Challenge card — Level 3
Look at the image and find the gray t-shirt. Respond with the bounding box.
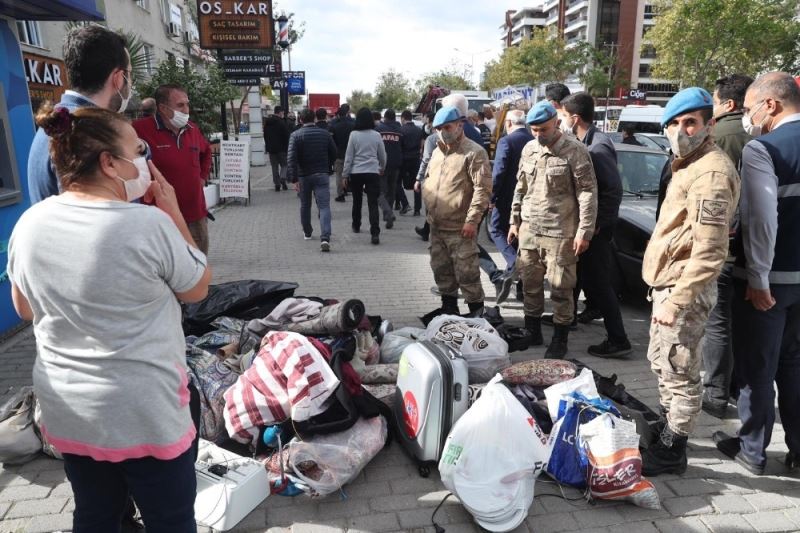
[7,195,207,461]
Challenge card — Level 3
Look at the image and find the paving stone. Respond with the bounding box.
[0,517,30,532]
[744,492,793,511]
[744,510,799,532]
[571,506,626,528]
[389,477,439,495]
[364,465,412,482]
[661,496,714,517]
[4,496,67,519]
[654,516,712,532]
[624,521,661,533]
[709,493,756,514]
[702,513,757,532]
[265,504,319,527]
[291,524,342,533]
[25,512,72,533]
[347,511,400,532]
[0,484,50,502]
[666,478,729,496]
[369,494,421,513]
[317,498,370,519]
[617,504,671,521]
[525,511,579,532]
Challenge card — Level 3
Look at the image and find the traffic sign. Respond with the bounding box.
[281,70,305,95]
[224,63,281,77]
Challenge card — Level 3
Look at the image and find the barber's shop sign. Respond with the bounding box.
[22,52,67,111]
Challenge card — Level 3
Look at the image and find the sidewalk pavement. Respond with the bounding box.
[0,168,799,533]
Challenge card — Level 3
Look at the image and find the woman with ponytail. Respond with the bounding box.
[7,104,211,533]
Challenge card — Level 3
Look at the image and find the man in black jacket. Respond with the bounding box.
[330,104,354,202]
[376,109,404,224]
[561,92,631,357]
[287,108,338,251]
[263,105,290,191]
[400,110,424,215]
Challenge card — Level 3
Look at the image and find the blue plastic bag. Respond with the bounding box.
[546,392,620,489]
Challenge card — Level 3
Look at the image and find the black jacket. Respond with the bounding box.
[400,122,424,160]
[263,115,290,154]
[376,120,404,169]
[329,115,355,160]
[287,124,337,182]
[582,126,622,231]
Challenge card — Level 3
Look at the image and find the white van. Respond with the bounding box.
[617,105,664,134]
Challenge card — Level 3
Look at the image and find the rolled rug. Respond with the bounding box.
[287,300,366,336]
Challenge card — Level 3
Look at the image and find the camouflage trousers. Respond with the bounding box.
[429,227,483,304]
[517,235,577,325]
[647,283,717,436]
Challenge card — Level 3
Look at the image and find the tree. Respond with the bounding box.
[482,28,589,90]
[579,45,630,98]
[648,0,800,89]
[372,69,415,111]
[415,65,475,94]
[136,60,240,136]
[346,90,375,112]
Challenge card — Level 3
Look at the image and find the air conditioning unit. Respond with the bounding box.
[167,22,181,37]
[184,31,192,42]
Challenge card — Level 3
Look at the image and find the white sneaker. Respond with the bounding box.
[320,241,330,252]
[303,233,312,240]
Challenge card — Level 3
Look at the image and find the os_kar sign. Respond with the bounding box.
[197,1,274,49]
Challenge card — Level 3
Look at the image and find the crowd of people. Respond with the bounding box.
[5,20,800,533]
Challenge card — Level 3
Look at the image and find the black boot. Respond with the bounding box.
[441,295,460,316]
[545,324,569,359]
[641,425,688,476]
[415,222,430,241]
[524,315,544,346]
[466,301,484,318]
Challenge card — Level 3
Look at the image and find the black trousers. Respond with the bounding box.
[732,280,800,465]
[400,158,420,211]
[574,229,627,343]
[349,173,381,236]
[702,263,736,404]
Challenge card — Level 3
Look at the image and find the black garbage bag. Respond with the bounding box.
[182,280,299,336]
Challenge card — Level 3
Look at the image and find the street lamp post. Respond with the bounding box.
[453,47,493,87]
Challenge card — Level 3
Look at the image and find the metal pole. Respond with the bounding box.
[217,49,228,140]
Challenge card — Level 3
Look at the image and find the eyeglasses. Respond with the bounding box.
[742,100,766,117]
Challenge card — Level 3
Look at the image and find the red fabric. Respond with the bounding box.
[308,337,362,396]
[133,116,211,223]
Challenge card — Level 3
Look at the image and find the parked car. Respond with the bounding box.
[608,132,666,152]
[610,143,669,299]
[641,133,670,151]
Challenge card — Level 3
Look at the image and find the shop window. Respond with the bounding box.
[16,21,42,48]
[0,85,23,207]
[143,44,154,75]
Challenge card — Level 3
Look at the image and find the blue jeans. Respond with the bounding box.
[489,206,516,275]
[63,447,197,533]
[702,263,735,404]
[300,173,332,241]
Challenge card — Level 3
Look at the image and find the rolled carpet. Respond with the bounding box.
[287,299,366,336]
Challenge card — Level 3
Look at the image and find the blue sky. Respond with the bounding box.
[276,0,522,97]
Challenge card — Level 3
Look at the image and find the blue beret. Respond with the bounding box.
[662,87,713,126]
[526,100,557,125]
[432,106,462,128]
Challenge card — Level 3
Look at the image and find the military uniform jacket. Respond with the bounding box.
[511,134,598,248]
[642,139,740,311]
[423,135,492,231]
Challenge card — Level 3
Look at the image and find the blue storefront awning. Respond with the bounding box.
[0,0,104,21]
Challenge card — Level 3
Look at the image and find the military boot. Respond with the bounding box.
[524,315,544,346]
[441,295,460,316]
[466,301,485,318]
[545,324,570,359]
[641,424,688,476]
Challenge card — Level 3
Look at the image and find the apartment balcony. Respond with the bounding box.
[543,0,560,12]
[565,0,589,17]
[512,16,546,32]
[545,12,559,26]
[564,15,588,35]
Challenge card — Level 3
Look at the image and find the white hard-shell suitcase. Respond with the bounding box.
[394,340,469,476]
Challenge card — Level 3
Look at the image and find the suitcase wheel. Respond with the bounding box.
[418,465,431,478]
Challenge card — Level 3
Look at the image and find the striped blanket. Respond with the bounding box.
[223,331,340,444]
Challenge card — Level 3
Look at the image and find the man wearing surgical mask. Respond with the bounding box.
[134,84,213,254]
[641,87,740,476]
[28,24,132,204]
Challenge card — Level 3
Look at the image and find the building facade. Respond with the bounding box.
[500,7,547,48]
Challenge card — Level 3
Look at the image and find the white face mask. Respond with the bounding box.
[559,113,575,135]
[742,100,767,137]
[115,156,152,201]
[666,126,709,158]
[168,109,190,129]
[437,124,462,145]
[116,74,131,114]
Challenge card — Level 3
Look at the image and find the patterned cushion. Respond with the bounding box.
[500,359,578,387]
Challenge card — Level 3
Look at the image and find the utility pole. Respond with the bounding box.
[602,42,619,133]
[217,49,228,140]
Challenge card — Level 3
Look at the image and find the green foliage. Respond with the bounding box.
[579,45,630,97]
[482,28,589,90]
[346,90,375,112]
[135,60,240,136]
[372,69,415,111]
[648,0,800,89]
[415,66,475,94]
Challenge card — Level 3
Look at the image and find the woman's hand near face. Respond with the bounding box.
[145,161,181,221]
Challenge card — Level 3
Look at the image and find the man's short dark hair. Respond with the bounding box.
[372,111,382,121]
[337,103,350,117]
[274,105,284,114]
[315,107,327,121]
[154,84,186,106]
[400,110,412,121]
[561,92,595,124]
[477,111,485,120]
[63,24,128,94]
[300,108,315,124]
[715,74,754,110]
[545,83,571,104]
[383,109,396,121]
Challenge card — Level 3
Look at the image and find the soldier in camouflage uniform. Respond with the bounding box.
[422,105,493,316]
[640,88,740,476]
[509,101,598,358]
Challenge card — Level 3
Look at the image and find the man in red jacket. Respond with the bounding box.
[134,84,212,253]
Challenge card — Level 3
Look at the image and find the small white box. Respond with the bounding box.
[194,439,269,531]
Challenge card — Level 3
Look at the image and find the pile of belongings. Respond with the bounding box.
[181,280,395,497]
[437,359,662,532]
[420,305,534,353]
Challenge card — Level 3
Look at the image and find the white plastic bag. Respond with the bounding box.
[544,368,599,422]
[424,315,510,383]
[439,376,551,531]
[579,413,661,509]
[288,416,387,496]
[379,327,424,364]
[0,387,42,465]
